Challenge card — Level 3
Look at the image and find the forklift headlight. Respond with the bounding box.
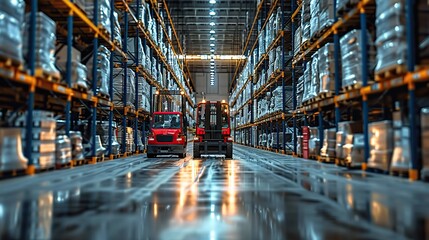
[227,137,233,142]
[177,137,183,141]
[193,137,199,141]
[148,137,155,141]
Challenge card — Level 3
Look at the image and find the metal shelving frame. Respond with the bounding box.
[230,0,428,180]
[0,0,193,174]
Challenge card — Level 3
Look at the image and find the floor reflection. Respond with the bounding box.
[0,152,427,239]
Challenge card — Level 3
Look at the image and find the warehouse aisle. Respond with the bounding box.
[1,145,427,239]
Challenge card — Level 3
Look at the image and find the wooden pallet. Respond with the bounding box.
[55,161,73,169]
[367,167,389,175]
[0,54,24,70]
[300,40,311,52]
[99,26,111,38]
[36,166,56,173]
[97,92,110,100]
[390,168,409,178]
[316,23,333,38]
[113,39,122,48]
[0,168,26,179]
[341,82,363,93]
[318,91,333,100]
[72,159,87,166]
[335,158,350,167]
[309,155,319,160]
[319,155,335,163]
[375,64,407,81]
[71,83,89,93]
[35,68,62,83]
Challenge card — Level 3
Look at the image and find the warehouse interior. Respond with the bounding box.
[0,0,429,239]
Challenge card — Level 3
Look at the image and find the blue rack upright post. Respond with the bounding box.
[122,9,129,155]
[65,0,74,137]
[108,0,114,159]
[135,0,141,154]
[25,0,38,174]
[291,0,297,155]
[90,0,99,164]
[360,8,370,171]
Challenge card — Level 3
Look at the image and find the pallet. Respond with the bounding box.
[0,54,24,70]
[109,154,121,160]
[319,155,335,163]
[55,161,73,169]
[99,26,111,38]
[300,40,311,52]
[309,155,318,160]
[341,82,363,93]
[71,83,89,93]
[97,92,110,100]
[366,167,389,175]
[318,91,333,100]
[316,23,333,38]
[0,168,26,179]
[72,159,87,166]
[390,168,409,178]
[375,64,407,81]
[34,68,62,83]
[36,166,56,173]
[113,40,122,48]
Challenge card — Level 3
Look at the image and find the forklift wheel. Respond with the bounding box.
[193,144,201,158]
[226,143,233,159]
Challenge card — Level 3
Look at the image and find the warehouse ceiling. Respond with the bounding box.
[165,0,257,73]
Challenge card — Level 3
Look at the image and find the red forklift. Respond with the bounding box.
[147,90,187,158]
[193,100,233,159]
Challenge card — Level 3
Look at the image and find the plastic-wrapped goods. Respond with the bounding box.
[85,0,111,36]
[310,52,320,98]
[297,135,303,155]
[318,43,336,93]
[340,29,375,88]
[320,128,336,158]
[374,0,406,75]
[99,121,120,155]
[368,121,393,171]
[113,12,122,48]
[127,37,145,65]
[309,0,319,39]
[336,121,363,159]
[112,68,136,109]
[336,0,360,15]
[15,110,56,169]
[55,133,72,165]
[0,128,28,172]
[318,0,334,33]
[86,45,111,96]
[390,110,411,171]
[296,75,304,107]
[136,130,144,152]
[23,12,60,79]
[0,0,24,64]
[302,60,317,102]
[309,127,320,156]
[421,108,429,178]
[84,135,106,157]
[342,134,365,166]
[294,26,302,56]
[118,126,134,153]
[58,61,90,90]
[70,131,84,160]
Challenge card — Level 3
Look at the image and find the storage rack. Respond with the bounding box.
[0,0,194,174]
[231,0,429,180]
[230,0,295,153]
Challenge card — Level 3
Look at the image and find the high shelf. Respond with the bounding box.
[231,0,429,181]
[0,0,194,175]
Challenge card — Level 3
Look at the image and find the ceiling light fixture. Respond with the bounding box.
[211,66,214,69]
[210,49,215,52]
[210,36,215,41]
[210,30,215,34]
[210,22,215,26]
[209,0,216,4]
[209,10,216,16]
[210,43,215,47]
